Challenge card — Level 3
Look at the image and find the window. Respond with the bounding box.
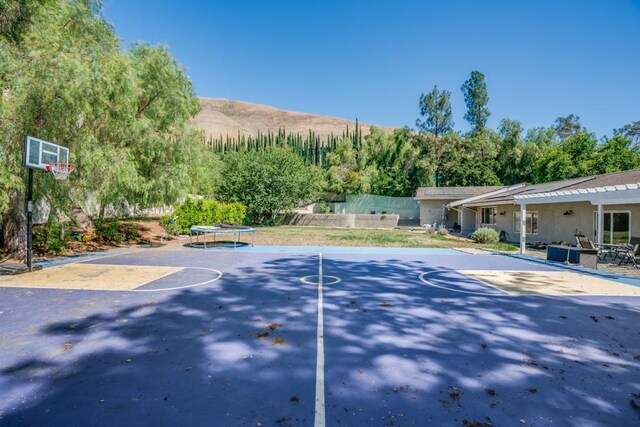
[593,211,630,244]
[514,212,538,234]
[481,207,497,225]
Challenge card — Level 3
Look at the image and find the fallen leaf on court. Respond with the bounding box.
[62,341,73,352]
[463,420,491,427]
[147,301,157,305]
[448,386,461,400]
[267,322,282,331]
[273,336,287,345]
[480,343,488,349]
[256,331,269,339]
[379,302,391,307]
[485,388,496,396]
[590,316,598,322]
[605,315,615,320]
[289,395,299,403]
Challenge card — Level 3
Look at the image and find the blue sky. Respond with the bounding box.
[102,0,640,139]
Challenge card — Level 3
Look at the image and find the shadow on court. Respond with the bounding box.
[0,250,638,426]
[0,254,320,426]
[318,254,640,426]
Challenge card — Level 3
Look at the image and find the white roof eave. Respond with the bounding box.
[514,183,640,205]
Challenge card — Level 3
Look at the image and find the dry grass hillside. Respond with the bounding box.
[191,97,395,140]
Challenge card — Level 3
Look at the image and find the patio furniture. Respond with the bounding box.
[616,244,640,268]
[576,235,608,262]
[546,245,598,269]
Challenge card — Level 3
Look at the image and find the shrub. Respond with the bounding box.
[318,201,331,214]
[164,198,247,234]
[437,228,449,236]
[94,218,140,243]
[470,227,500,244]
[33,220,69,255]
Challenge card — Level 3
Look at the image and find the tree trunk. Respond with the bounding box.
[55,208,66,241]
[3,190,27,259]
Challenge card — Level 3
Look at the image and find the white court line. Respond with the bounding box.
[418,271,511,297]
[300,275,341,286]
[314,252,326,427]
[134,267,223,292]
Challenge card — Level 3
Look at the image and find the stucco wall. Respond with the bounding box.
[477,202,640,244]
[419,200,451,227]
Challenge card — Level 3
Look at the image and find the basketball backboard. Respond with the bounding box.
[23,136,69,171]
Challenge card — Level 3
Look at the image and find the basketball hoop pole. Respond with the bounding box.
[26,168,33,271]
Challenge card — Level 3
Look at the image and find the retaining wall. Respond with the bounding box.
[285,213,399,228]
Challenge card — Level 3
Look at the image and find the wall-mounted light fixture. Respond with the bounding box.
[563,210,573,216]
[499,211,506,216]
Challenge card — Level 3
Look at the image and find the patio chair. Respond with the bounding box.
[617,243,640,268]
[575,235,607,262]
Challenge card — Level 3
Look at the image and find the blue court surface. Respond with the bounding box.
[1,245,639,426]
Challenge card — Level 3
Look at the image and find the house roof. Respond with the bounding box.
[462,177,592,206]
[514,169,640,205]
[433,168,640,208]
[414,186,503,200]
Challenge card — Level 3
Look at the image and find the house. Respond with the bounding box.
[413,186,503,233]
[414,169,640,254]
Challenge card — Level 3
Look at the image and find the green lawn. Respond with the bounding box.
[253,226,519,251]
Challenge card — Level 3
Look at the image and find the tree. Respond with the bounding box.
[534,147,577,183]
[533,131,596,182]
[416,85,453,137]
[591,135,640,174]
[0,0,49,42]
[461,70,490,133]
[0,0,203,255]
[362,127,431,196]
[218,147,323,223]
[520,127,556,183]
[497,118,523,185]
[615,120,640,145]
[553,114,584,140]
[323,138,367,195]
[437,132,500,186]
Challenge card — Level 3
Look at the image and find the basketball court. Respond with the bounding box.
[1,244,639,426]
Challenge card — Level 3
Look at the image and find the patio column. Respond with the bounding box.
[597,203,604,244]
[520,203,527,255]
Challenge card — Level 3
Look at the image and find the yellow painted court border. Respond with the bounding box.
[0,263,184,291]
[458,270,640,296]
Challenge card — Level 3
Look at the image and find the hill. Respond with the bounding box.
[191,98,393,140]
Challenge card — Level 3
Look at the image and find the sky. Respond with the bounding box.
[102,0,640,139]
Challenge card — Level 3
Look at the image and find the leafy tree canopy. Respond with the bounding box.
[218,147,323,223]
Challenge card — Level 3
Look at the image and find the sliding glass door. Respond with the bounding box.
[594,211,630,244]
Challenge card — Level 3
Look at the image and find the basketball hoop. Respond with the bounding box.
[45,162,76,180]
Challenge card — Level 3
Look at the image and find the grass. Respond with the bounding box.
[253,226,519,251]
